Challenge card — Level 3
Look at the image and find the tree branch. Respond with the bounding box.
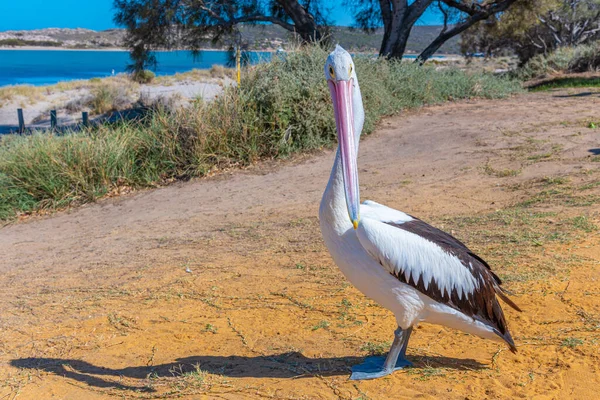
[441,0,482,16]
[196,5,296,32]
[438,0,450,34]
[407,0,434,25]
[418,0,518,63]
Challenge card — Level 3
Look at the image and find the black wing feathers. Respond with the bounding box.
[385,218,520,352]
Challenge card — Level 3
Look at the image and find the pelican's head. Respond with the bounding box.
[325,45,360,230]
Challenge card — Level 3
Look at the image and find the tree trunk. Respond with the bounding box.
[379,0,410,58]
[276,0,321,42]
[378,0,394,55]
[389,25,415,58]
[378,0,434,59]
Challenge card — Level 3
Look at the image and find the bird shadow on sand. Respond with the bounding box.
[589,148,600,155]
[11,352,487,392]
[552,91,599,98]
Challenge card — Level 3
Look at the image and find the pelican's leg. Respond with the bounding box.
[350,326,413,380]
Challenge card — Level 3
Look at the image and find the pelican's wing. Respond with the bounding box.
[356,202,520,350]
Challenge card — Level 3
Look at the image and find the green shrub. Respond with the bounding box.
[519,41,600,80]
[131,70,155,84]
[569,41,600,73]
[0,45,521,219]
[519,47,576,80]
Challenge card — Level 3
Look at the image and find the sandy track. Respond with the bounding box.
[1,89,599,399]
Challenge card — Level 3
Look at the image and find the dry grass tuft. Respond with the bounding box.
[88,84,133,114]
[154,65,235,85]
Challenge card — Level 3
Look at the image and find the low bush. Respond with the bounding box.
[131,70,155,84]
[569,41,600,73]
[519,41,600,80]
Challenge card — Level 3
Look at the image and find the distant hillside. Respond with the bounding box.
[240,25,459,54]
[329,25,460,54]
[0,28,125,49]
[0,25,460,54]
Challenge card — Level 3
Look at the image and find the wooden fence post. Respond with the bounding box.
[17,108,25,134]
[82,111,89,128]
[50,110,57,131]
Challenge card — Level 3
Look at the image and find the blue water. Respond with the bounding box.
[0,50,272,87]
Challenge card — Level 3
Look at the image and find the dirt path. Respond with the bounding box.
[1,89,599,399]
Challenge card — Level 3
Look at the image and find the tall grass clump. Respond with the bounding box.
[0,45,521,219]
[89,84,132,114]
[0,172,36,220]
[0,118,191,215]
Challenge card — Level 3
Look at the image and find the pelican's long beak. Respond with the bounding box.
[328,79,360,230]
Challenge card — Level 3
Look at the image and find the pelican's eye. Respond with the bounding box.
[349,64,353,75]
[329,65,335,79]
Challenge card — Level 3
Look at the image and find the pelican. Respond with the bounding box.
[319,46,521,380]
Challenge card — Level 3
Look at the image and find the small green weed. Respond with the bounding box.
[360,341,390,356]
[181,363,207,387]
[407,366,446,380]
[569,216,598,233]
[483,163,521,177]
[561,337,584,348]
[341,298,353,308]
[580,181,600,191]
[312,320,330,331]
[543,176,569,186]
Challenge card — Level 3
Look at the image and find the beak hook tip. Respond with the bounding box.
[352,220,359,230]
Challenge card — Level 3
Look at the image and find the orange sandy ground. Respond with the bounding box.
[1,89,599,399]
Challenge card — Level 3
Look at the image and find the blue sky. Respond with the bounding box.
[0,1,442,31]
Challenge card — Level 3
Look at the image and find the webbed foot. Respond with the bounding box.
[350,355,412,380]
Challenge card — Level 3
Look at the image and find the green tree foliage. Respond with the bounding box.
[461,0,600,64]
[113,0,329,72]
